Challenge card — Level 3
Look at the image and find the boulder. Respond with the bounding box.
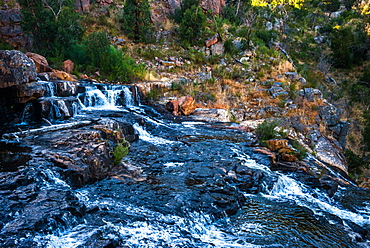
[210,43,224,55]
[39,97,80,120]
[166,95,196,116]
[265,139,289,151]
[55,81,79,97]
[26,52,52,73]
[14,81,47,103]
[191,108,230,122]
[205,34,219,48]
[63,60,74,74]
[299,88,323,102]
[48,70,77,81]
[179,95,196,115]
[0,50,37,88]
[319,105,341,126]
[314,135,347,173]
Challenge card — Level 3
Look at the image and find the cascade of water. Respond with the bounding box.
[268,174,370,227]
[123,87,135,107]
[79,84,138,110]
[51,101,62,119]
[57,100,71,118]
[19,102,34,124]
[44,81,56,97]
[133,123,177,145]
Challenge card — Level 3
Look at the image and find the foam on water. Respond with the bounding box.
[268,174,370,226]
[34,200,258,248]
[133,123,178,145]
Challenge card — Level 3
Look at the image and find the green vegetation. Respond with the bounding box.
[121,0,154,43]
[113,142,129,166]
[255,119,283,142]
[178,5,207,46]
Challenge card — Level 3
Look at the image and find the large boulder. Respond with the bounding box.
[26,52,52,73]
[75,0,90,12]
[201,0,225,15]
[0,50,37,88]
[166,95,196,116]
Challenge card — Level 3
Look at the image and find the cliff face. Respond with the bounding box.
[0,6,31,49]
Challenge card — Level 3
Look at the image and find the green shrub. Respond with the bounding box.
[113,142,129,165]
[291,139,308,160]
[178,5,207,46]
[255,119,282,142]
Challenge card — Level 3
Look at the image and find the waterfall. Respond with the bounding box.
[44,81,56,97]
[79,84,137,110]
[268,174,370,227]
[133,123,177,145]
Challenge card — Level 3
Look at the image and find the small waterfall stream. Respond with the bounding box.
[1,81,369,247]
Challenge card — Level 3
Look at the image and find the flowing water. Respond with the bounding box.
[2,82,370,247]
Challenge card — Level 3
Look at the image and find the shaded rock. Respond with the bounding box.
[0,9,31,49]
[319,105,341,126]
[299,88,323,102]
[0,50,37,88]
[201,0,225,15]
[285,72,299,81]
[26,52,52,73]
[210,43,224,55]
[55,80,79,97]
[75,0,90,12]
[13,81,47,103]
[281,152,298,162]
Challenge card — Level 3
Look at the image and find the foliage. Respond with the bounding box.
[255,119,283,142]
[178,5,207,46]
[0,41,13,50]
[113,142,129,165]
[291,139,308,160]
[67,32,146,82]
[329,21,369,68]
[345,149,368,175]
[18,0,83,58]
[121,0,154,43]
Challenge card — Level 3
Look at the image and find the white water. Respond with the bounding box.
[34,194,258,248]
[133,123,178,145]
[267,175,370,227]
[229,146,370,229]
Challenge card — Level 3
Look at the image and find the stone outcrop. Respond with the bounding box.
[200,0,225,15]
[26,52,52,73]
[0,8,31,49]
[0,50,37,88]
[165,95,196,116]
[75,0,90,12]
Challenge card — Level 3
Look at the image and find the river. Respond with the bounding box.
[1,82,370,247]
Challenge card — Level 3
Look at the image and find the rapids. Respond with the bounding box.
[1,82,369,247]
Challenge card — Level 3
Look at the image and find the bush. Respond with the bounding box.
[178,5,207,46]
[67,31,146,82]
[255,119,282,142]
[113,143,129,165]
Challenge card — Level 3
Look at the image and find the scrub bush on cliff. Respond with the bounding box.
[18,0,83,58]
